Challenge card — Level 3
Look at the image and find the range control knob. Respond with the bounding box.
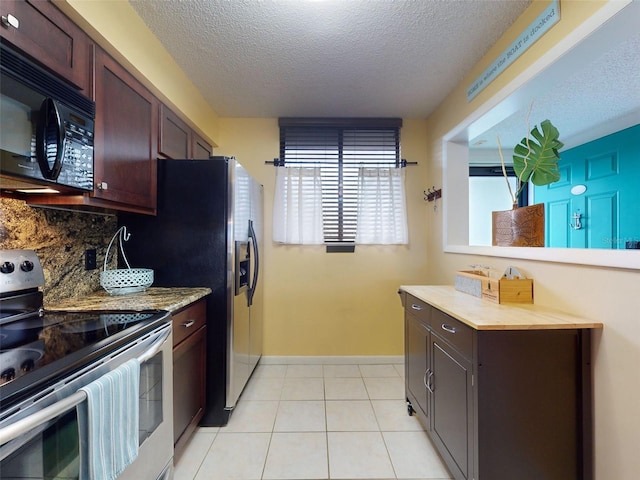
[0,261,15,274]
[20,260,35,272]
[1,368,16,382]
[21,359,35,373]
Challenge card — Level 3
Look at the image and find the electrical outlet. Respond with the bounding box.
[85,248,97,270]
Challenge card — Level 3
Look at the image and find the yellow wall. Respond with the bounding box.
[55,0,219,143]
[424,1,640,478]
[216,118,430,356]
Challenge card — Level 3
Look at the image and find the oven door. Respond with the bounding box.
[0,322,173,480]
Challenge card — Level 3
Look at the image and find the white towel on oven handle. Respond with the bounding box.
[77,358,140,480]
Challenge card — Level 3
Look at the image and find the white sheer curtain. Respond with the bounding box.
[355,167,408,244]
[272,166,324,244]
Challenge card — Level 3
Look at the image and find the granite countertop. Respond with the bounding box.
[400,285,603,331]
[47,287,211,314]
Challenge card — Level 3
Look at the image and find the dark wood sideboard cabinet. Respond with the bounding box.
[171,298,207,461]
[401,290,595,480]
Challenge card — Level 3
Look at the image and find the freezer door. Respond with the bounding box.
[229,161,251,408]
[227,160,264,409]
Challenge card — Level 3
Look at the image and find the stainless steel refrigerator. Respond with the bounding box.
[119,156,263,426]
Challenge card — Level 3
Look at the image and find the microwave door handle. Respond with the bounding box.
[247,219,259,307]
[0,326,170,447]
[35,98,65,180]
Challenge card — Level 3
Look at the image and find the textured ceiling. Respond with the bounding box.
[129,0,531,118]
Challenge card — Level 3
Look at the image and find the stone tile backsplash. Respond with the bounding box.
[0,198,117,305]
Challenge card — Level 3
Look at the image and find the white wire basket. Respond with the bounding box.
[100,226,154,295]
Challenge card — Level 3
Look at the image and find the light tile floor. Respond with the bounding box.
[174,363,452,480]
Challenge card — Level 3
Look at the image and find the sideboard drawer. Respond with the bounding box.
[405,294,431,326]
[431,308,473,357]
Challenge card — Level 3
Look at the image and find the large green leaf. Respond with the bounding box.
[512,119,564,186]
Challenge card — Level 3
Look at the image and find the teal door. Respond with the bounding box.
[534,124,640,249]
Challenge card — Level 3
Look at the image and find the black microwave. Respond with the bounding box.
[0,43,95,193]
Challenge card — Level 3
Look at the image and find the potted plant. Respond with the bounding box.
[492,118,564,247]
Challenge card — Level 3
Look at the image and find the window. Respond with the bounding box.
[273,118,408,246]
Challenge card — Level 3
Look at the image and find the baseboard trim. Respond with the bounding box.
[259,355,404,365]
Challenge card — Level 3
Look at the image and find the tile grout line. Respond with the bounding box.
[183,363,414,480]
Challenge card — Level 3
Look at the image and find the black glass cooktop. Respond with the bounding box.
[0,309,170,408]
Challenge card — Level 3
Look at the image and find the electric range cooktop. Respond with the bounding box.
[0,309,170,409]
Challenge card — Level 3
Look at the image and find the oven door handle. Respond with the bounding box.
[0,326,170,447]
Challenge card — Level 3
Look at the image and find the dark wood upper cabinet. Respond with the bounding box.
[12,1,214,214]
[159,104,213,160]
[159,104,190,159]
[0,0,91,91]
[92,47,158,213]
[191,132,213,160]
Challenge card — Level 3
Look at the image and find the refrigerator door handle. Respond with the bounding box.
[247,219,259,306]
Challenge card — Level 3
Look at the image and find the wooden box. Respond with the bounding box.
[455,270,533,304]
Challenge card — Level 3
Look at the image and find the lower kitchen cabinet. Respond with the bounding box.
[172,299,207,460]
[402,290,594,480]
[430,338,473,480]
[405,306,431,423]
[405,300,473,480]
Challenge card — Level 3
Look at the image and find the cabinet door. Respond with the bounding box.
[405,313,430,426]
[93,48,158,212]
[159,104,189,159]
[173,325,207,459]
[159,104,213,160]
[432,339,473,480]
[192,132,213,159]
[0,0,90,91]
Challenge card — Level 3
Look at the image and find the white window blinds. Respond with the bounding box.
[273,118,408,245]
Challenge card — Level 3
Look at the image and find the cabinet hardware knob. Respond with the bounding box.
[1,14,19,29]
[441,324,457,334]
[411,304,423,311]
[181,320,195,328]
[97,181,108,190]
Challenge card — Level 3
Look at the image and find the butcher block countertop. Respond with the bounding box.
[400,285,603,331]
[47,287,211,314]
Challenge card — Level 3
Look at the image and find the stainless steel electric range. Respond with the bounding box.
[0,249,174,480]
